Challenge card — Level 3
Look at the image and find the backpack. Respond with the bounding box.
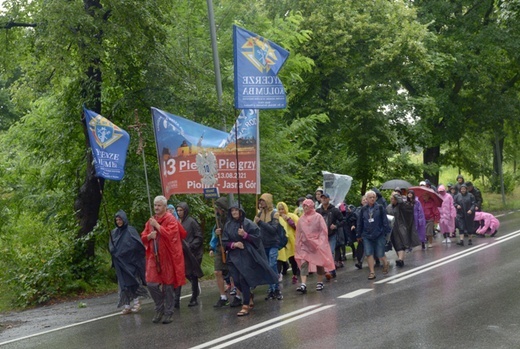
[277,224,288,250]
[269,211,288,250]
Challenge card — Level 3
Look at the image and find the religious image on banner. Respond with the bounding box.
[233,25,290,110]
[322,171,353,206]
[151,107,260,197]
[83,107,130,181]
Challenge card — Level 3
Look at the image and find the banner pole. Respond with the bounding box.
[234,109,241,209]
[129,109,160,273]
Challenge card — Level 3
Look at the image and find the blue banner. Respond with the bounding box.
[83,107,130,181]
[151,107,260,196]
[234,25,289,109]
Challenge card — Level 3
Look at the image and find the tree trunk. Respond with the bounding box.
[423,146,440,185]
[72,0,104,263]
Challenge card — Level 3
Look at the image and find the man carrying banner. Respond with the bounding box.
[141,196,187,324]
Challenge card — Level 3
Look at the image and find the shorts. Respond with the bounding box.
[363,235,386,259]
[299,261,325,277]
[213,247,228,272]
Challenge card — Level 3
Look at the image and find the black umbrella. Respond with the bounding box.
[380,179,413,190]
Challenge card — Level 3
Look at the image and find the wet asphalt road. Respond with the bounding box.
[2,211,520,349]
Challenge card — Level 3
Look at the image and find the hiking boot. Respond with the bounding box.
[229,297,242,307]
[213,298,229,308]
[265,290,275,301]
[468,240,473,246]
[456,240,464,246]
[331,270,337,278]
[152,311,164,324]
[316,282,324,291]
[274,289,283,300]
[296,285,307,294]
[162,314,173,324]
[355,262,363,270]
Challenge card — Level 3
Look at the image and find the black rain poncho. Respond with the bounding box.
[109,210,148,307]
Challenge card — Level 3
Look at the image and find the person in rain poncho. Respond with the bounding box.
[387,193,421,268]
[294,199,335,294]
[276,201,299,284]
[141,196,187,324]
[110,210,148,315]
[222,203,278,317]
[454,184,476,246]
[474,211,500,237]
[438,185,456,244]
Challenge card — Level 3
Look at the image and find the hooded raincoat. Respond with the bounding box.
[474,211,500,235]
[386,195,421,252]
[276,201,298,262]
[110,210,148,307]
[408,191,426,243]
[438,185,456,234]
[222,204,278,288]
[295,199,335,273]
[141,211,187,287]
[454,186,476,235]
[256,193,280,249]
[177,202,204,278]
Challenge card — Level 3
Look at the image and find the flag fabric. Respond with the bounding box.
[234,25,290,109]
[322,171,353,206]
[151,107,260,197]
[83,107,130,181]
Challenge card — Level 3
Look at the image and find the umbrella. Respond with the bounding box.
[380,179,413,190]
[408,186,443,207]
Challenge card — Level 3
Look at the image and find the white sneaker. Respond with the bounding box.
[446,237,451,243]
[278,273,283,282]
[427,243,433,248]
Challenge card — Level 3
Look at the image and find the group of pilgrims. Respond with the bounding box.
[108,174,500,322]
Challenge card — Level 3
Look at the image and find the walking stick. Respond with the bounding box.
[129,109,161,274]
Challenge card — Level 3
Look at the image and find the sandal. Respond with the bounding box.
[382,261,390,274]
[249,293,254,308]
[237,305,250,317]
[368,272,376,280]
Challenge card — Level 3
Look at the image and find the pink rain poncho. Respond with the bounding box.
[438,185,456,234]
[474,211,500,235]
[294,199,335,272]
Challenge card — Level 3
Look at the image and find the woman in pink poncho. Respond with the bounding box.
[438,185,456,244]
[294,199,335,294]
[474,211,500,236]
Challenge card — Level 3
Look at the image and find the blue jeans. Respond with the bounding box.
[328,233,337,260]
[265,247,279,291]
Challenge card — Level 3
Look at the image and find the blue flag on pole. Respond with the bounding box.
[234,25,289,109]
[83,107,130,181]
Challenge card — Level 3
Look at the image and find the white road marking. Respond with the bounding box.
[337,288,373,299]
[189,304,323,349]
[0,293,193,346]
[386,231,520,284]
[201,305,336,349]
